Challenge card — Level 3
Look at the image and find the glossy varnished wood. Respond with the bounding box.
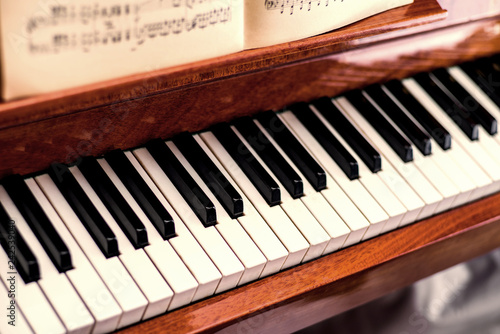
[0,0,445,127]
[1,2,500,333]
[0,0,449,178]
[1,16,499,178]
[117,192,500,334]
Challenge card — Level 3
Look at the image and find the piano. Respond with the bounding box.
[1,0,500,333]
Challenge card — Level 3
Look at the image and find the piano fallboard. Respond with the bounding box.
[1,0,500,333]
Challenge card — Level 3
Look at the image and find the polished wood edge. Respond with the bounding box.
[1,16,498,179]
[117,192,500,334]
[0,0,445,129]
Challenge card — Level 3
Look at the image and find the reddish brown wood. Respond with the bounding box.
[0,0,445,129]
[0,2,499,332]
[1,16,499,179]
[116,192,500,334]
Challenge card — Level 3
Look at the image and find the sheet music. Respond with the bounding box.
[0,0,414,100]
[244,0,413,48]
[0,0,243,100]
[264,0,330,15]
[25,1,234,54]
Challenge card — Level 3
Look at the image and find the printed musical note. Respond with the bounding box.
[24,0,233,54]
[264,0,335,14]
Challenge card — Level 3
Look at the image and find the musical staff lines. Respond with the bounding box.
[25,0,234,54]
[265,0,338,15]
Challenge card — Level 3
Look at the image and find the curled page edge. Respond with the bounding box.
[244,0,414,49]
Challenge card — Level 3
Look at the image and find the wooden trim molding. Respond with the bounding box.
[1,15,499,179]
[0,0,446,129]
[116,192,500,334]
[0,1,499,333]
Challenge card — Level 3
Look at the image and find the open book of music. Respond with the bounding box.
[0,0,412,101]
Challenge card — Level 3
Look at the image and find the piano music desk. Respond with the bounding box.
[1,0,500,332]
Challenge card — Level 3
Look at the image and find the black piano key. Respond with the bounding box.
[173,133,244,219]
[233,117,304,198]
[48,163,119,258]
[289,103,359,180]
[344,90,413,163]
[0,202,40,283]
[78,157,149,249]
[413,72,479,141]
[146,139,217,227]
[460,58,500,108]
[487,55,500,101]
[312,97,382,173]
[256,110,327,191]
[2,175,72,272]
[384,80,452,150]
[105,150,176,240]
[432,68,497,135]
[211,123,281,206]
[364,85,432,156]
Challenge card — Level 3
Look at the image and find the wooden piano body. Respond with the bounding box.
[1,0,500,332]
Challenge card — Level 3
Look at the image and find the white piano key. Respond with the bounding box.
[34,174,146,329]
[99,158,198,310]
[29,176,123,333]
[473,127,500,167]
[418,141,476,207]
[361,90,460,214]
[309,104,408,233]
[134,147,243,293]
[19,180,98,334]
[336,96,443,220]
[300,192,350,252]
[448,66,500,129]
[317,184,370,246]
[440,71,500,164]
[376,165,424,228]
[280,110,388,240]
[440,140,492,201]
[0,278,33,333]
[125,151,222,302]
[168,139,266,285]
[1,185,94,334]
[381,84,479,206]
[447,66,500,198]
[330,96,425,228]
[0,187,66,334]
[253,119,351,253]
[449,65,500,155]
[278,201,327,262]
[0,251,65,334]
[231,127,330,262]
[70,166,172,320]
[408,145,460,213]
[298,191,350,252]
[403,78,500,196]
[279,112,370,245]
[199,131,309,269]
[196,133,289,276]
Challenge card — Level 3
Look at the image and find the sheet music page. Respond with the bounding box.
[244,0,413,49]
[0,0,244,100]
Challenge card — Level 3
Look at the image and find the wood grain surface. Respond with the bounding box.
[1,1,500,333]
[0,0,445,128]
[1,15,499,179]
[4,7,500,183]
[116,191,500,334]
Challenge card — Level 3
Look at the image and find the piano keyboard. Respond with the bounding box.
[1,55,500,334]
